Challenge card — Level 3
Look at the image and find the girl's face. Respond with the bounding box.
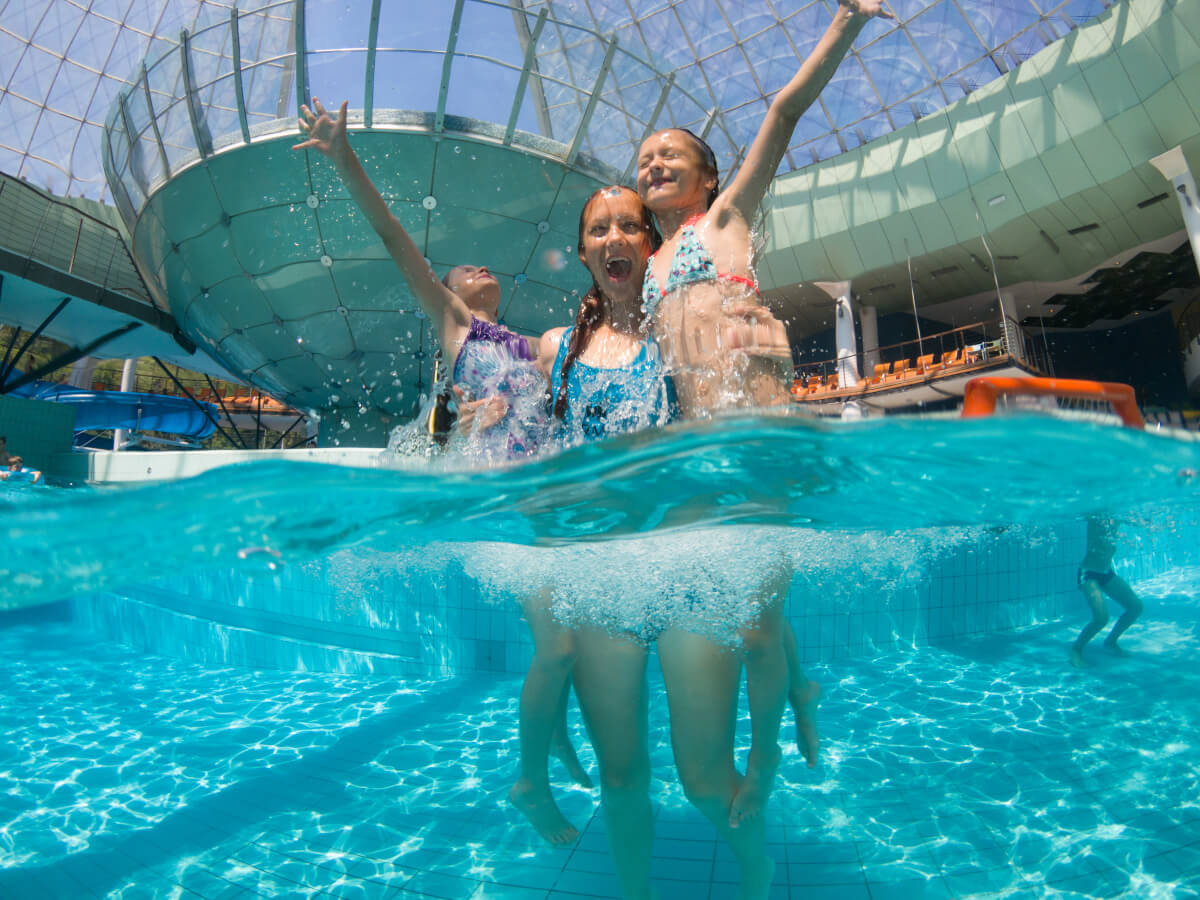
[444,264,500,313]
[636,130,716,212]
[577,188,653,299]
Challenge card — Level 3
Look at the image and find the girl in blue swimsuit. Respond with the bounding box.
[632,0,894,889]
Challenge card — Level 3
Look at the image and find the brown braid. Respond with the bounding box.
[554,186,661,420]
[553,286,604,419]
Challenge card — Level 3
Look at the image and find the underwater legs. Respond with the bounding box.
[510,590,587,845]
[571,627,654,900]
[659,629,775,900]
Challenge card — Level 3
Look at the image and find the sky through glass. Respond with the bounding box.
[0,0,1113,204]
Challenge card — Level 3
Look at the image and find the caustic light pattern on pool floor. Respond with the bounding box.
[2,576,1198,900]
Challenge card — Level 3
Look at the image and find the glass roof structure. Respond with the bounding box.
[1,0,1114,206]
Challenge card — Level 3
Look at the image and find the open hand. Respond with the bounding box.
[292,97,350,161]
[840,0,895,20]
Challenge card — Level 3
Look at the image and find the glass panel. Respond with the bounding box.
[372,50,442,115]
[31,0,85,56]
[374,0,452,52]
[860,27,934,107]
[907,0,987,81]
[306,49,366,111]
[239,6,296,125]
[46,61,100,116]
[65,10,120,71]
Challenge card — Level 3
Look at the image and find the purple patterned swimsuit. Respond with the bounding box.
[452,317,547,460]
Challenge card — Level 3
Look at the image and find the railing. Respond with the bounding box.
[792,316,1050,398]
[0,173,158,312]
[102,0,733,226]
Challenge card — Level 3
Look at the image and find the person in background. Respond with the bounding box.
[1070,515,1144,667]
[1,455,43,485]
[0,435,9,466]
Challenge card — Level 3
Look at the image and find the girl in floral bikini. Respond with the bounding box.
[635,0,894,842]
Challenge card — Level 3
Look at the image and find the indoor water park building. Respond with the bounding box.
[2,1,1200,898]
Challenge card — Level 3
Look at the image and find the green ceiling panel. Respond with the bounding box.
[424,207,539,274]
[1080,52,1143,122]
[1105,104,1167,162]
[433,141,564,223]
[991,109,1039,171]
[229,204,325,274]
[316,199,417,260]
[1035,141,1094,201]
[177,226,244,289]
[1073,124,1133,185]
[151,173,226,246]
[306,133,438,206]
[182,296,232,345]
[848,220,892,273]
[545,170,610,236]
[330,259,412,312]
[346,311,414,354]
[878,212,927,260]
[1116,32,1174,100]
[1142,81,1200,147]
[276,311,355,359]
[255,262,340,319]
[203,274,275,331]
[1050,73,1106,140]
[207,140,311,218]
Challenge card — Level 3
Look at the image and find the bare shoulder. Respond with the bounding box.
[536,327,568,376]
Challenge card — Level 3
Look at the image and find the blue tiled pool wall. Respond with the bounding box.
[75,513,1200,676]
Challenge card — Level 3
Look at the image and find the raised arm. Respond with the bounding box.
[717,0,893,225]
[293,98,471,349]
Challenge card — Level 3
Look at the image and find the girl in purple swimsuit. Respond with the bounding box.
[631,0,894,886]
[294,98,546,463]
[294,98,588,836]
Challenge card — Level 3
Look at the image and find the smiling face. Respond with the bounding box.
[443,264,501,315]
[577,187,654,300]
[636,129,718,214]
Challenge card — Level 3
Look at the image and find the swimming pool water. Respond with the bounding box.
[3,568,1198,899]
[3,414,1200,898]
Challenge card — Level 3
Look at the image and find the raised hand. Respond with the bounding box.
[292,97,350,162]
[839,0,895,20]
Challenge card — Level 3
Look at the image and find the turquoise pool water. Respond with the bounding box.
[2,413,1199,898]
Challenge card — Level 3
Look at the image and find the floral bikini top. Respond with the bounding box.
[641,214,760,318]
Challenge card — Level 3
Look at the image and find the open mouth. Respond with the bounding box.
[605,258,633,280]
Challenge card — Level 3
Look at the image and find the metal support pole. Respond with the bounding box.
[141,63,172,180]
[566,35,618,166]
[150,356,244,448]
[435,0,468,133]
[270,413,306,449]
[699,106,718,141]
[3,323,143,395]
[293,0,309,114]
[364,0,382,128]
[0,327,21,386]
[203,373,248,448]
[180,29,215,158]
[118,90,152,199]
[0,297,72,385]
[231,6,251,143]
[113,357,137,450]
[504,8,549,145]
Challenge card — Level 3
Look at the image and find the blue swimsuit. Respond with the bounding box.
[641,215,759,319]
[550,327,678,442]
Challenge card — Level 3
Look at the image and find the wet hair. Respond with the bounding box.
[660,128,720,209]
[8,455,22,467]
[553,186,662,420]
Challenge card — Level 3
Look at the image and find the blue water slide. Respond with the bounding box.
[9,380,217,439]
